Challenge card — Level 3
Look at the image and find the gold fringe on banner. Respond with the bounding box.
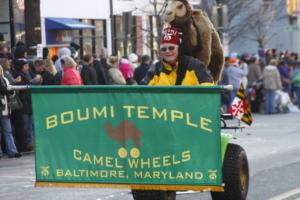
[35,182,224,192]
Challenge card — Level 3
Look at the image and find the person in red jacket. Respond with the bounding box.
[60,56,83,85]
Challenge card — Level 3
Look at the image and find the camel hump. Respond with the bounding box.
[192,9,207,16]
[192,9,202,16]
[121,120,142,136]
[192,10,215,31]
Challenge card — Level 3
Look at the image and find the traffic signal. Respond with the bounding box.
[212,5,228,29]
[286,0,299,16]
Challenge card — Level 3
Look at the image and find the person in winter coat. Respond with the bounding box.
[134,54,151,85]
[262,59,282,114]
[278,61,292,94]
[60,56,83,85]
[31,59,55,85]
[128,53,139,69]
[44,59,57,76]
[0,65,22,158]
[292,62,300,108]
[13,59,42,151]
[220,57,230,113]
[14,42,27,59]
[227,58,248,103]
[134,26,214,200]
[54,47,71,73]
[0,58,26,152]
[141,27,213,86]
[107,56,126,85]
[93,56,108,85]
[80,54,98,85]
[247,57,262,87]
[54,48,72,84]
[239,56,249,88]
[119,58,135,84]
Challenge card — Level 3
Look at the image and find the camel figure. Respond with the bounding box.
[104,120,142,149]
[163,0,224,82]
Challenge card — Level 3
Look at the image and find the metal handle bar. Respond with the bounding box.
[221,85,233,91]
[7,85,30,91]
[7,85,234,91]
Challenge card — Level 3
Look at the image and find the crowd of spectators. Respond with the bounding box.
[221,49,300,115]
[1,40,299,158]
[0,42,152,158]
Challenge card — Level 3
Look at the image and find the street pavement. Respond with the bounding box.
[1,112,300,200]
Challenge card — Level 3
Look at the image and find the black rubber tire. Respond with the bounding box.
[132,190,176,200]
[211,143,249,200]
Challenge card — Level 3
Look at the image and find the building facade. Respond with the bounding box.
[229,0,300,55]
[0,0,26,48]
[40,0,111,57]
[0,0,204,58]
[2,0,298,58]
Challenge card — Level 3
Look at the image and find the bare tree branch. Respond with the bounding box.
[227,0,286,48]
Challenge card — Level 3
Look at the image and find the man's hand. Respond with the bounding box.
[33,75,43,84]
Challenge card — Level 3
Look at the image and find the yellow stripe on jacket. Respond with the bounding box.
[147,57,214,86]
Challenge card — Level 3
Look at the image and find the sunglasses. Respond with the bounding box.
[160,46,177,52]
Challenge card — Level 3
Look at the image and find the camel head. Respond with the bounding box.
[163,0,192,26]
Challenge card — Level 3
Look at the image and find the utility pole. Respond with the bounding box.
[212,0,229,55]
[286,0,299,54]
[8,0,15,48]
[110,0,116,55]
[24,0,41,54]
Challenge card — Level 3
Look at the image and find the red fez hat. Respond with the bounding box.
[160,27,180,45]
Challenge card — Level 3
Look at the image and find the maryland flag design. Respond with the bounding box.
[228,83,253,126]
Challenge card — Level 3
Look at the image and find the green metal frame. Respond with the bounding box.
[220,133,232,163]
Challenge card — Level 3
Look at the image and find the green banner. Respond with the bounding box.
[32,86,222,191]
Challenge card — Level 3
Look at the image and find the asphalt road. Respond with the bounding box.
[1,112,300,200]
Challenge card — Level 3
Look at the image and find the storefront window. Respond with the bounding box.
[0,24,10,47]
[81,20,93,55]
[13,0,25,43]
[72,30,80,48]
[83,37,93,55]
[114,15,138,57]
[94,20,105,56]
[115,16,124,56]
[73,19,106,56]
[0,0,10,46]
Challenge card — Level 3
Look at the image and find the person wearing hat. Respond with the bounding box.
[134,54,151,85]
[69,42,80,59]
[119,58,135,84]
[69,47,79,59]
[227,57,247,103]
[60,56,83,85]
[141,27,213,86]
[128,53,139,69]
[107,56,126,85]
[14,42,27,59]
[54,47,72,73]
[133,26,214,199]
[80,54,98,85]
[13,58,42,151]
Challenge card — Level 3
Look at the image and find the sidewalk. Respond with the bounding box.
[0,153,36,200]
